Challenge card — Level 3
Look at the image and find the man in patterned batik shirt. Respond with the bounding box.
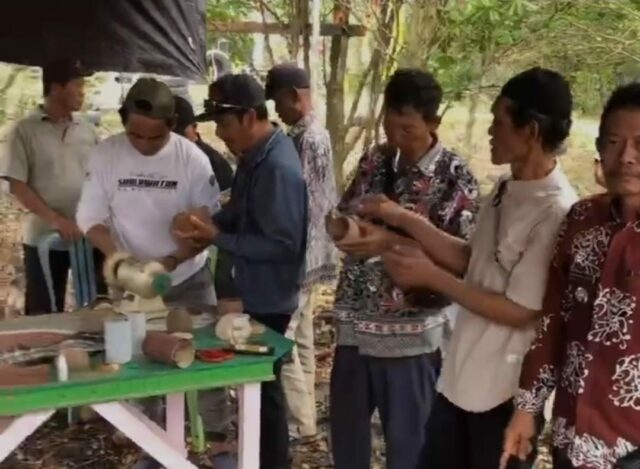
[503,84,640,469]
[329,69,479,469]
[361,68,578,469]
[265,63,339,439]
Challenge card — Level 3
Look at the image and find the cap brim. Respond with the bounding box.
[195,111,216,122]
[74,66,95,78]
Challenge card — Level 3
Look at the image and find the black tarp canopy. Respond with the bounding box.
[0,0,208,81]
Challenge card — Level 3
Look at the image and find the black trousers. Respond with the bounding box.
[421,394,540,469]
[214,249,237,299]
[23,244,108,315]
[330,346,441,469]
[246,311,292,469]
[553,449,575,469]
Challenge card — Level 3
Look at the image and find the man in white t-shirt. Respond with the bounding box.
[358,68,578,469]
[76,78,229,461]
[77,78,220,295]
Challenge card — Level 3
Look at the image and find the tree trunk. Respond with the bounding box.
[309,0,322,108]
[325,0,351,190]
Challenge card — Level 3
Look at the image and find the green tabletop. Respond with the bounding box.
[0,327,293,416]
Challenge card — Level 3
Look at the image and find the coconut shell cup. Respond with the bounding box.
[142,332,195,369]
[166,308,194,334]
[60,348,91,372]
[325,210,362,243]
[171,207,210,233]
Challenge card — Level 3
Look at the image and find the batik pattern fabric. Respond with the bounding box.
[288,114,340,289]
[333,141,479,357]
[516,195,640,469]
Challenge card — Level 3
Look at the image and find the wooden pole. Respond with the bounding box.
[208,21,366,37]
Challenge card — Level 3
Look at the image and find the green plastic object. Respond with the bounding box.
[151,272,172,296]
[0,327,293,416]
[186,390,205,453]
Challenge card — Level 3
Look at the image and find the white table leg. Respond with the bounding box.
[238,382,261,469]
[0,410,55,461]
[165,393,185,452]
[92,401,196,469]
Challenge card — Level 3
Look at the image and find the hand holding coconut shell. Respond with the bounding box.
[325,209,363,243]
[326,209,395,259]
[171,207,211,244]
[172,207,219,249]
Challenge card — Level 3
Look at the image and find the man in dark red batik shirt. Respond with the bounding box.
[503,84,640,469]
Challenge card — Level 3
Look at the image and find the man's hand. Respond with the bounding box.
[382,244,439,290]
[158,255,179,272]
[500,409,537,469]
[52,216,83,242]
[174,215,220,250]
[335,219,394,259]
[356,194,406,227]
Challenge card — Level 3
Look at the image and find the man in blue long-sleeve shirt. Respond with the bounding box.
[177,73,307,469]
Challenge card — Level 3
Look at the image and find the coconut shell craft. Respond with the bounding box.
[60,347,91,372]
[325,209,365,243]
[166,308,193,334]
[103,253,171,299]
[171,207,210,235]
[142,332,195,369]
[214,313,252,345]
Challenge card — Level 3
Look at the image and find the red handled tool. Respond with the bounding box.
[197,349,234,363]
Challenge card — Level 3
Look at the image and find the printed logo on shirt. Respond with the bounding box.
[117,172,179,192]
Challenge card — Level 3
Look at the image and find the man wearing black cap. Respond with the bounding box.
[173,96,234,193]
[265,63,338,440]
[359,68,578,468]
[177,73,308,469]
[76,78,230,463]
[0,58,107,314]
[174,94,238,313]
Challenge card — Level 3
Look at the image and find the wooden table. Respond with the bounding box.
[0,326,292,469]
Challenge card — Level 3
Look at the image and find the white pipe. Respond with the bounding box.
[105,316,132,364]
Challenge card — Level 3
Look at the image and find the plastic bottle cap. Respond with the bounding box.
[152,272,172,296]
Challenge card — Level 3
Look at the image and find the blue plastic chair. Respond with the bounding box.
[36,233,97,311]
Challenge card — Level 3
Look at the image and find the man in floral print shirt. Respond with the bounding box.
[503,84,640,469]
[361,68,578,469]
[265,63,339,439]
[329,69,479,469]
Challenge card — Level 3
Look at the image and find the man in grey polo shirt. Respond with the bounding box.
[359,68,578,469]
[0,58,107,314]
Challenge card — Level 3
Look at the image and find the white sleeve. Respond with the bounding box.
[188,144,220,215]
[505,205,567,311]
[76,145,111,233]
